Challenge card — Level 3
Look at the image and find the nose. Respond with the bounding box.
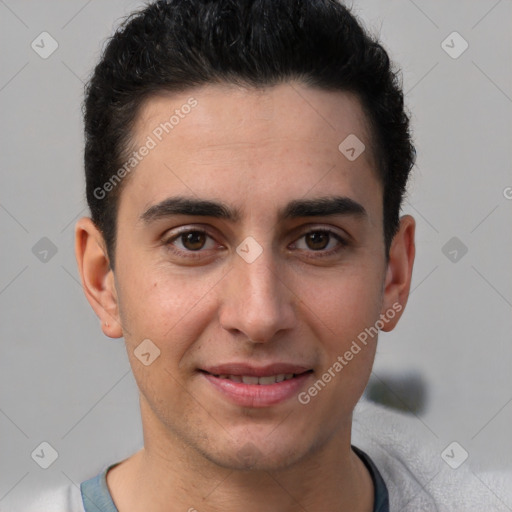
[218,245,296,343]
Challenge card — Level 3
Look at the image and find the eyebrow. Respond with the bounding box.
[139,195,367,224]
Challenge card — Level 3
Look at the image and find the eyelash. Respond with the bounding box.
[163,228,220,260]
[163,226,349,260]
[291,230,349,259]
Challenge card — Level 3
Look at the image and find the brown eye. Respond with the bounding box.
[292,229,347,257]
[164,228,220,260]
[305,231,331,250]
[181,231,207,250]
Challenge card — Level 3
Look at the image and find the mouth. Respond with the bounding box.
[201,371,311,385]
[198,364,314,407]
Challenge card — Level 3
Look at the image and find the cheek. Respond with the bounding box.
[295,271,382,422]
[298,266,384,345]
[115,261,225,360]
[114,267,221,423]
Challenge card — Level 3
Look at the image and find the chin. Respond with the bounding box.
[199,436,309,472]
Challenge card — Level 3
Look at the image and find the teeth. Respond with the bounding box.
[241,375,259,385]
[259,375,278,385]
[215,373,297,384]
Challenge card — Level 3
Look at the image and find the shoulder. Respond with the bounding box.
[352,399,512,511]
[23,483,84,512]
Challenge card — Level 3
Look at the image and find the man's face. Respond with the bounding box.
[108,83,394,470]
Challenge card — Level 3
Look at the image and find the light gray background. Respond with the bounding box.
[1,0,511,509]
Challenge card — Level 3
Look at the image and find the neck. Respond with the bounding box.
[106,407,373,512]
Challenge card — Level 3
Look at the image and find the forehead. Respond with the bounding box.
[120,83,381,222]
[135,83,374,158]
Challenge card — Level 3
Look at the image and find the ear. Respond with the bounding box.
[380,215,416,331]
[75,217,123,338]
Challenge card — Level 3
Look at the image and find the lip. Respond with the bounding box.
[199,363,313,408]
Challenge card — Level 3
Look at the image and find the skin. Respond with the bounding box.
[75,83,415,512]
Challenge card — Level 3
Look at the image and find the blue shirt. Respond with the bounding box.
[81,446,389,511]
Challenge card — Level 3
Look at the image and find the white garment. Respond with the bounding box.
[22,400,512,511]
[352,400,512,511]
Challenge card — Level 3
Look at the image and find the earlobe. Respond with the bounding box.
[74,217,124,338]
[380,215,416,332]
